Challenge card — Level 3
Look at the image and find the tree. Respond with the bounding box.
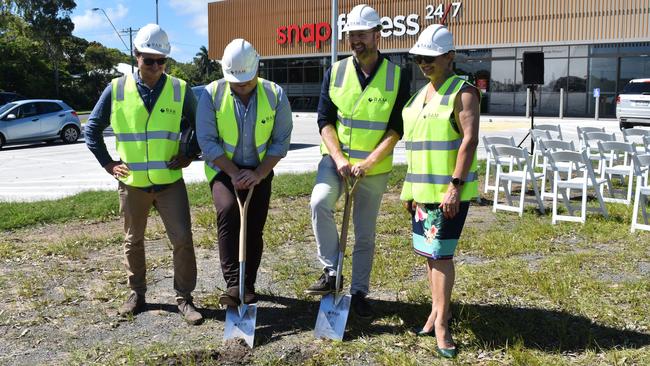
[194,45,221,82]
[8,0,77,97]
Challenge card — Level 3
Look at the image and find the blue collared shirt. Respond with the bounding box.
[196,80,293,167]
[85,71,199,168]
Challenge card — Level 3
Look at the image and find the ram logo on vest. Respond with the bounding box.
[421,112,440,120]
[159,107,178,115]
[367,97,388,104]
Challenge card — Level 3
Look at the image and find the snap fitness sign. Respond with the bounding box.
[276,2,462,49]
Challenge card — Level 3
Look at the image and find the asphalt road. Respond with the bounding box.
[0,113,621,202]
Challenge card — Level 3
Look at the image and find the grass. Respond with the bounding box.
[1,164,649,365]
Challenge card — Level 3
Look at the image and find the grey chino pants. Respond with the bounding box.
[309,155,389,295]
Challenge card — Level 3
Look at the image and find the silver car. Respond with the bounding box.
[0,99,81,149]
[616,78,650,129]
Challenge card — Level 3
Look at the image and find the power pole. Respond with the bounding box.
[122,27,139,73]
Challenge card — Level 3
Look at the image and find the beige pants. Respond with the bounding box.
[118,179,197,301]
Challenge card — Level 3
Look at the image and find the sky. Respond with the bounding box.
[70,0,217,63]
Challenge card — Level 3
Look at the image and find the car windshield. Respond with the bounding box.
[622,82,650,94]
[0,102,17,115]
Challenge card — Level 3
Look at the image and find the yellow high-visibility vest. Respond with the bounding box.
[203,78,278,183]
[322,56,401,175]
[400,75,479,203]
[110,74,186,187]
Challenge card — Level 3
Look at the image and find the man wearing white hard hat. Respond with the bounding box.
[196,39,292,307]
[85,24,203,325]
[305,4,410,320]
[400,24,480,358]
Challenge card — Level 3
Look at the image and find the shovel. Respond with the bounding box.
[224,186,256,348]
[314,176,360,341]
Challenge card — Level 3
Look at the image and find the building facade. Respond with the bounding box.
[208,0,650,117]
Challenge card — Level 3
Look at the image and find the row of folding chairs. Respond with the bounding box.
[483,135,650,232]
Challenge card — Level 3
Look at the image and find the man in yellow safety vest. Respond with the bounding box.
[85,24,202,325]
[305,4,410,320]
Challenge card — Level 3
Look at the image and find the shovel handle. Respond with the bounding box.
[235,187,254,262]
[337,176,360,253]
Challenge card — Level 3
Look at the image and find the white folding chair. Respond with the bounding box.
[583,131,616,175]
[549,149,609,224]
[622,128,650,155]
[530,129,552,168]
[535,124,563,140]
[577,126,605,149]
[482,136,517,194]
[630,154,650,232]
[597,141,636,205]
[491,145,546,216]
[538,139,576,200]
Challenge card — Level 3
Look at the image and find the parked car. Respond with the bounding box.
[616,78,650,129]
[0,99,81,149]
[0,91,26,106]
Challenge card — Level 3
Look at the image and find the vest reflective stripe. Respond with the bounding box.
[114,131,180,142]
[406,172,478,185]
[405,139,462,151]
[337,114,388,131]
[127,161,170,171]
[323,56,401,176]
[110,74,186,187]
[400,75,479,203]
[203,78,278,182]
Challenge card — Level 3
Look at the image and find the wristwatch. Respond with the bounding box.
[450,176,465,187]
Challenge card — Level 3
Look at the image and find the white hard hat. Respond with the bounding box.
[409,24,454,56]
[221,39,259,83]
[343,4,382,32]
[134,24,171,56]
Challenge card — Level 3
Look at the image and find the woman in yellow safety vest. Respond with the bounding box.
[400,24,480,358]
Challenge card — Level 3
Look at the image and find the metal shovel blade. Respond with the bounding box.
[314,293,351,341]
[224,303,257,348]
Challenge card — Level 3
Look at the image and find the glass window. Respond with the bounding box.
[272,68,287,83]
[619,57,650,91]
[490,60,515,92]
[590,43,618,56]
[288,67,303,83]
[589,57,618,92]
[492,48,516,58]
[304,67,321,83]
[488,93,514,114]
[566,93,587,116]
[619,42,650,55]
[516,47,541,59]
[568,58,588,92]
[456,49,491,59]
[541,58,568,92]
[18,103,38,118]
[570,45,588,57]
[543,46,569,58]
[37,102,62,114]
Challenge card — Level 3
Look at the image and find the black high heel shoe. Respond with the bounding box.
[411,326,435,337]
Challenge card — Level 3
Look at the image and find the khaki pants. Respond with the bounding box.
[118,179,197,301]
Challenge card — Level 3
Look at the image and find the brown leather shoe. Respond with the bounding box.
[178,299,203,325]
[218,287,240,307]
[118,292,145,316]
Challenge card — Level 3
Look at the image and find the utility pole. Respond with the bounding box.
[122,27,139,73]
[156,0,159,24]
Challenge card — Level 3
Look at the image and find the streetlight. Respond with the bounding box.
[92,8,134,73]
[156,0,159,24]
[92,8,129,51]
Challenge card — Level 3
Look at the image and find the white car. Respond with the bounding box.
[0,99,81,149]
[616,78,650,129]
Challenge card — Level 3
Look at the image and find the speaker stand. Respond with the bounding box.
[517,84,537,154]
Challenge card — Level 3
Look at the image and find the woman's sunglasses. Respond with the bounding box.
[413,55,438,64]
[142,57,167,66]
